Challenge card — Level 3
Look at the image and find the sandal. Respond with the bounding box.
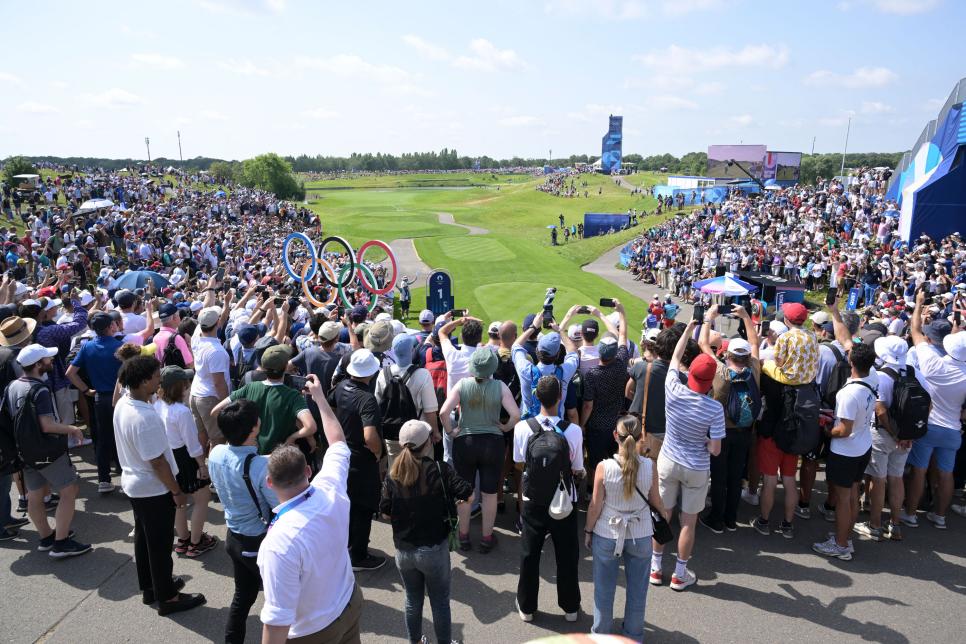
[479,533,498,554]
[173,538,190,555]
[185,533,219,558]
[458,532,472,552]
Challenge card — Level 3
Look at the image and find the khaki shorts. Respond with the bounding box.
[645,432,664,460]
[24,452,79,493]
[657,452,710,514]
[866,429,910,479]
[190,395,222,446]
[54,387,75,425]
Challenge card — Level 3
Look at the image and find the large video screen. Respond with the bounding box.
[763,151,803,181]
[707,144,766,179]
[600,115,623,173]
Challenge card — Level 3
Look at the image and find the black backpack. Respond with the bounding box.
[5,380,67,470]
[821,343,851,408]
[234,348,258,389]
[493,352,520,423]
[378,365,419,442]
[881,366,931,440]
[522,417,572,507]
[160,330,187,369]
[0,348,21,475]
[774,383,822,455]
[725,369,761,428]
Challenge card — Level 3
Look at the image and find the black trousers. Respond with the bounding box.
[348,502,374,564]
[707,429,752,525]
[92,394,118,483]
[517,501,580,615]
[130,493,176,601]
[585,428,617,487]
[225,530,264,644]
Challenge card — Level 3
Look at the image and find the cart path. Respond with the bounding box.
[437,211,489,235]
[387,238,432,282]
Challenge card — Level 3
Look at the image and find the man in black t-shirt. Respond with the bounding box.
[332,348,384,572]
[580,301,628,478]
[626,325,682,458]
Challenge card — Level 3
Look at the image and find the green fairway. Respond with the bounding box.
[306,172,673,334]
[304,171,533,190]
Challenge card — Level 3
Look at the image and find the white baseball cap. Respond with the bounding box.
[17,343,58,367]
[769,321,789,336]
[727,338,752,356]
[489,321,503,336]
[418,309,435,324]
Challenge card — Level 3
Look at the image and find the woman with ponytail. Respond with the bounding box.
[380,420,473,644]
[584,414,666,641]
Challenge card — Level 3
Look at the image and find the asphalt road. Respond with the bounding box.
[3,445,965,644]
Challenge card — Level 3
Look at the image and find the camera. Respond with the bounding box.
[543,287,556,329]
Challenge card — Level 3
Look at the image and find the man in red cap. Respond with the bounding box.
[762,302,819,386]
[651,318,724,592]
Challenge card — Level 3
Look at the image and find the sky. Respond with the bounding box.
[2,0,963,162]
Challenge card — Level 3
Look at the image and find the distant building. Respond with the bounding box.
[600,115,622,173]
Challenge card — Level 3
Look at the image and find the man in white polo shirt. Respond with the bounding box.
[190,307,230,449]
[258,374,360,644]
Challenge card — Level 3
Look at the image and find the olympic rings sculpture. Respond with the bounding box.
[283,232,398,313]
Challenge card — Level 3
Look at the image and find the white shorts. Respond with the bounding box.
[657,452,710,515]
[865,428,910,479]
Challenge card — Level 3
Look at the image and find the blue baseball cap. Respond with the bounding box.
[392,333,418,368]
[537,332,561,356]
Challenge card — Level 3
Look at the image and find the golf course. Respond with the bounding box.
[303,171,670,332]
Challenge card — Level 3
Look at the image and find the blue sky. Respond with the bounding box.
[2,0,962,161]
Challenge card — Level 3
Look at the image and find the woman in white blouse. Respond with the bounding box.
[584,414,666,641]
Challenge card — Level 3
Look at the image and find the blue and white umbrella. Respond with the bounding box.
[883,209,900,218]
[692,274,758,296]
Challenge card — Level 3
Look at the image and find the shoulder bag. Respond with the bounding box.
[435,461,460,552]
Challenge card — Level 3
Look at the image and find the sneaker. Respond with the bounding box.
[853,522,883,542]
[0,527,18,541]
[185,533,218,558]
[778,521,794,539]
[817,503,836,522]
[897,510,919,527]
[699,514,724,534]
[4,516,29,529]
[751,516,770,536]
[352,554,386,572]
[97,481,115,494]
[926,512,946,529]
[157,592,206,616]
[649,570,663,586]
[478,533,497,554]
[173,538,190,555]
[49,538,93,559]
[564,611,579,622]
[795,504,811,520]
[458,532,472,552]
[887,522,903,541]
[950,504,966,518]
[741,489,760,506]
[669,568,697,591]
[516,598,533,623]
[724,519,738,532]
[825,532,855,554]
[38,530,75,551]
[16,498,27,513]
[812,536,852,561]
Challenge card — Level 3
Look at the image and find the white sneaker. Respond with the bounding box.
[897,510,919,527]
[950,504,966,518]
[926,512,947,529]
[741,489,760,506]
[516,599,533,623]
[97,482,115,494]
[670,568,696,591]
[564,611,579,622]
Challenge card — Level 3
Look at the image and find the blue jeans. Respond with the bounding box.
[592,533,652,641]
[395,540,452,644]
[863,284,878,307]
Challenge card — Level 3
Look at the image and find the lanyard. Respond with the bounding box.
[268,487,313,531]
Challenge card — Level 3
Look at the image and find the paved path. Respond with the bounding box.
[437,211,489,235]
[387,238,432,281]
[4,450,965,644]
[613,176,638,191]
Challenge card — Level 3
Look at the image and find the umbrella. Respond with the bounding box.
[215,190,226,197]
[546,225,557,229]
[883,209,900,218]
[693,274,758,296]
[114,270,170,291]
[764,185,782,191]
[76,198,114,214]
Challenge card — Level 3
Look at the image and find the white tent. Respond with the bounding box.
[76,198,114,214]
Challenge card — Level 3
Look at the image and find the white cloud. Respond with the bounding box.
[453,38,526,72]
[82,88,145,109]
[130,53,184,70]
[498,115,542,127]
[402,34,450,61]
[216,58,270,76]
[17,101,60,114]
[295,54,411,85]
[634,43,788,73]
[645,95,699,111]
[200,109,228,121]
[729,114,753,126]
[199,0,286,16]
[544,0,722,19]
[0,71,22,84]
[302,107,339,119]
[868,0,940,14]
[819,110,856,127]
[861,100,894,114]
[805,66,897,88]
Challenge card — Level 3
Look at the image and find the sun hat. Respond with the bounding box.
[942,332,966,362]
[468,346,498,378]
[16,343,58,367]
[160,365,194,388]
[873,335,908,366]
[687,354,718,393]
[347,349,380,378]
[364,320,394,353]
[398,419,431,449]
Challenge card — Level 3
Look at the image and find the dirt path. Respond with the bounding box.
[437,211,489,235]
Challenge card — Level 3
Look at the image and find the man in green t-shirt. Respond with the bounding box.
[212,345,316,454]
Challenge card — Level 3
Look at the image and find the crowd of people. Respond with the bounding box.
[1,164,965,644]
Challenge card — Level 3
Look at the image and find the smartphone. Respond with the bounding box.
[955,311,962,326]
[274,296,284,307]
[216,267,225,282]
[542,311,554,329]
[599,298,616,307]
[449,309,466,319]
[576,306,591,315]
[693,304,705,324]
[761,320,770,336]
[288,375,308,391]
[825,286,838,306]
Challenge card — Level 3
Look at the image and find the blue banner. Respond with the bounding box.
[775,290,785,309]
[846,288,861,311]
[426,270,454,316]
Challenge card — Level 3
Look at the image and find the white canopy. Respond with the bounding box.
[76,198,115,214]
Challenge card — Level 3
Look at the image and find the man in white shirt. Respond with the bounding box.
[258,375,360,644]
[374,334,439,464]
[116,289,146,335]
[190,307,231,449]
[812,343,877,561]
[437,314,483,463]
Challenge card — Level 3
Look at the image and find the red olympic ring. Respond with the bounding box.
[355,240,396,296]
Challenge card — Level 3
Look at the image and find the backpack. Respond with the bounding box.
[493,352,520,423]
[821,343,851,408]
[725,369,761,428]
[234,348,258,389]
[7,380,66,470]
[0,349,22,475]
[423,346,448,407]
[773,383,822,455]
[160,330,187,369]
[881,366,931,440]
[378,365,419,442]
[522,363,564,420]
[522,417,572,507]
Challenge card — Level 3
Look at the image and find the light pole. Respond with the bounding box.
[840,116,851,176]
[144,136,151,164]
[177,130,183,162]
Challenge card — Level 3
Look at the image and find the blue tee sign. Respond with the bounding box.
[427,270,454,316]
[846,288,861,311]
